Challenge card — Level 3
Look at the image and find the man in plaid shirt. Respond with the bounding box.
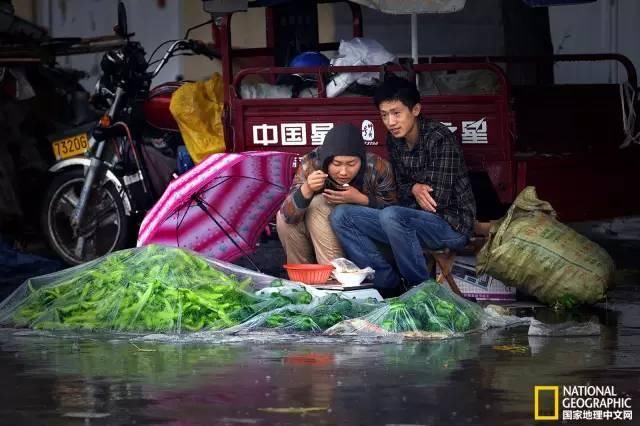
[331,76,476,295]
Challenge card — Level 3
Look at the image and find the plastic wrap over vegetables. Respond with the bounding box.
[223,284,381,333]
[326,281,486,339]
[0,247,527,340]
[0,245,264,333]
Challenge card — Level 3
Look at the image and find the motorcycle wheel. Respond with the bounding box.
[41,168,131,265]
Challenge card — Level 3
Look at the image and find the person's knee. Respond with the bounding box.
[329,204,350,229]
[330,204,364,230]
[276,212,302,242]
[379,206,405,231]
[380,206,399,221]
[308,194,329,214]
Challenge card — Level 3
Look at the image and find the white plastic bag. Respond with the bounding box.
[326,38,395,97]
[240,82,292,99]
[329,258,375,286]
[330,258,374,274]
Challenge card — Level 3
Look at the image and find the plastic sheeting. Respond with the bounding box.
[0,246,266,333]
[326,38,395,97]
[0,242,64,289]
[326,282,486,339]
[0,245,531,340]
[169,73,225,164]
[0,245,377,334]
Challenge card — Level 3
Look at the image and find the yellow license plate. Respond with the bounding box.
[52,133,89,160]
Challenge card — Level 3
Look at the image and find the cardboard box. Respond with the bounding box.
[437,255,516,301]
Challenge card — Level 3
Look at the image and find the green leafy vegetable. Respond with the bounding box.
[11,245,260,333]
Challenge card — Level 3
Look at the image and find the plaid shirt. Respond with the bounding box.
[280,150,397,224]
[387,116,476,236]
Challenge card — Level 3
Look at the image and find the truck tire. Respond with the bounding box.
[41,168,131,265]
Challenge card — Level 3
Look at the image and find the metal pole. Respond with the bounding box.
[411,13,418,65]
[612,0,619,83]
[411,13,419,86]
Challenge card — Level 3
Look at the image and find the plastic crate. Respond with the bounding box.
[437,256,516,301]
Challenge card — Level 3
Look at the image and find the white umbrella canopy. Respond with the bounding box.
[348,1,467,64]
[348,0,466,14]
[212,1,468,63]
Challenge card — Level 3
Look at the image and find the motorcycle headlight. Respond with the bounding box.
[101,49,125,75]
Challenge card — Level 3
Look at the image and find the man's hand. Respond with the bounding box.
[323,185,368,205]
[412,183,437,212]
[301,170,328,199]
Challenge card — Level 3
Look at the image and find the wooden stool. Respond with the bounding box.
[425,222,490,297]
[427,249,462,296]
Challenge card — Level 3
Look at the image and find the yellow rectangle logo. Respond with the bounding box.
[534,386,559,420]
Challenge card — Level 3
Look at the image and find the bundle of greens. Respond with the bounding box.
[0,247,482,338]
[363,281,484,334]
[226,282,314,325]
[5,245,263,333]
[261,293,380,332]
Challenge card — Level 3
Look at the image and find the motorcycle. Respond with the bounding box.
[41,1,217,265]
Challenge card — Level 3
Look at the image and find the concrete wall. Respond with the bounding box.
[33,1,336,87]
[180,2,271,82]
[549,0,640,84]
[35,0,182,90]
[29,1,640,87]
[13,0,35,21]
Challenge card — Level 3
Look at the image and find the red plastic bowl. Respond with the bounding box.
[283,264,334,285]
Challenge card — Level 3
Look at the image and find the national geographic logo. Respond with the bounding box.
[535,386,560,420]
[534,385,633,421]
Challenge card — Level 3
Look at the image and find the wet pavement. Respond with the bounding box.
[0,224,638,425]
[0,274,637,425]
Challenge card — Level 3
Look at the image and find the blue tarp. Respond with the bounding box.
[0,241,64,293]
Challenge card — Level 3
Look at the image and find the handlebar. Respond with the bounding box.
[150,39,219,78]
[188,40,220,60]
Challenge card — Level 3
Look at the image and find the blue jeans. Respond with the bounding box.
[330,205,468,289]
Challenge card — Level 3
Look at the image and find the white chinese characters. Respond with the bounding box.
[440,119,488,144]
[311,123,334,145]
[281,123,307,146]
[461,118,488,144]
[253,119,489,146]
[252,124,279,146]
[440,121,458,134]
[252,122,334,146]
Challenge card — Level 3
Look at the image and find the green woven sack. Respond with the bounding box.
[476,187,614,305]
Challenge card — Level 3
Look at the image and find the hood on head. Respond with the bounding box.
[318,123,366,176]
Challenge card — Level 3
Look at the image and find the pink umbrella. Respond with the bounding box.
[137,151,296,262]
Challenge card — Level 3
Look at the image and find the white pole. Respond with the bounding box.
[411,13,419,86]
[411,13,418,65]
[612,0,619,83]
